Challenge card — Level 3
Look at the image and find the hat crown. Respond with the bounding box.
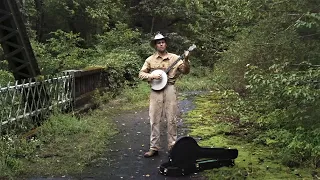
[153,33,165,40]
[150,32,167,47]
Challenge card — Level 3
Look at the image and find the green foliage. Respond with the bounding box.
[0,135,39,177]
[168,0,257,67]
[92,89,117,106]
[237,64,320,166]
[209,0,320,168]
[213,0,320,91]
[29,24,144,93]
[39,114,90,140]
[23,0,126,41]
[295,12,320,29]
[0,48,14,85]
[186,91,320,179]
[31,30,92,75]
[135,38,155,60]
[0,70,14,86]
[2,0,317,175]
[90,49,142,90]
[175,66,219,91]
[137,0,180,17]
[95,22,141,51]
[0,110,118,178]
[84,0,124,26]
[120,83,150,104]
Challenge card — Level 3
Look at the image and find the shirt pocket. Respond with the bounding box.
[150,62,161,69]
[161,61,170,69]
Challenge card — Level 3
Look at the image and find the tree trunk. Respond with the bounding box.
[34,0,44,41]
[150,16,155,34]
[66,0,77,33]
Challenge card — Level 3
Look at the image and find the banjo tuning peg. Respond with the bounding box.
[188,44,196,51]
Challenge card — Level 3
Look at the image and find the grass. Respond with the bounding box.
[117,82,151,109]
[22,111,118,177]
[0,109,118,179]
[185,91,320,179]
[0,81,154,179]
[0,70,219,179]
[176,72,220,92]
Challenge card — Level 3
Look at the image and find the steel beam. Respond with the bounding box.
[0,0,40,80]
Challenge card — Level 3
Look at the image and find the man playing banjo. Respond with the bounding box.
[139,33,191,158]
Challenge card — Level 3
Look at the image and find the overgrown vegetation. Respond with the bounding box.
[0,82,157,179]
[211,0,320,169]
[0,111,117,178]
[185,91,320,179]
[0,0,319,178]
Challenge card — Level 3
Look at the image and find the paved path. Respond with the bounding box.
[76,92,206,180]
[29,92,207,180]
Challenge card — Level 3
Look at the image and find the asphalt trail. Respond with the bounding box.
[77,92,206,180]
[29,92,207,180]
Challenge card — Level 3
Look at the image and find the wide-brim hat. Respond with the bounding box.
[150,33,168,48]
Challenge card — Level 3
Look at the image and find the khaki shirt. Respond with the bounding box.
[139,52,190,84]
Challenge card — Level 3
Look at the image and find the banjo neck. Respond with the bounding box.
[164,55,185,74]
[164,44,196,74]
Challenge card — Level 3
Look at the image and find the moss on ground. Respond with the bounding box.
[185,91,319,180]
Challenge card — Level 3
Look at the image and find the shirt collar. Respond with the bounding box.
[155,51,169,60]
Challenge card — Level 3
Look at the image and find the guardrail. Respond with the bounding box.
[0,68,108,132]
[72,68,109,97]
[0,73,73,127]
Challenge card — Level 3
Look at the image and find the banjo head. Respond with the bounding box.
[150,69,168,91]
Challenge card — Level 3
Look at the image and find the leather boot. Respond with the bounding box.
[144,149,159,158]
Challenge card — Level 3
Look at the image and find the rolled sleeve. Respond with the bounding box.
[139,60,153,81]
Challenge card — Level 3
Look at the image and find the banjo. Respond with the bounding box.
[150,44,196,91]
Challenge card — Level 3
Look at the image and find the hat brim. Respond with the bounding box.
[150,37,168,48]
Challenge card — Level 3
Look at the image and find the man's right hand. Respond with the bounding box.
[150,73,162,80]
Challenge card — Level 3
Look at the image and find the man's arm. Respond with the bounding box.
[139,60,161,82]
[139,60,154,81]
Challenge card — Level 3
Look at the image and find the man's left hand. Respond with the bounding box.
[184,50,190,58]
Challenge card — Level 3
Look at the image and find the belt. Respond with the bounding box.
[167,82,175,85]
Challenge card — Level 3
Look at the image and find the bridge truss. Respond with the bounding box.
[0,0,40,80]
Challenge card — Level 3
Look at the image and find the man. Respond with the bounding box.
[139,33,191,158]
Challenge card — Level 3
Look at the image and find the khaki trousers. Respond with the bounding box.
[149,85,178,151]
